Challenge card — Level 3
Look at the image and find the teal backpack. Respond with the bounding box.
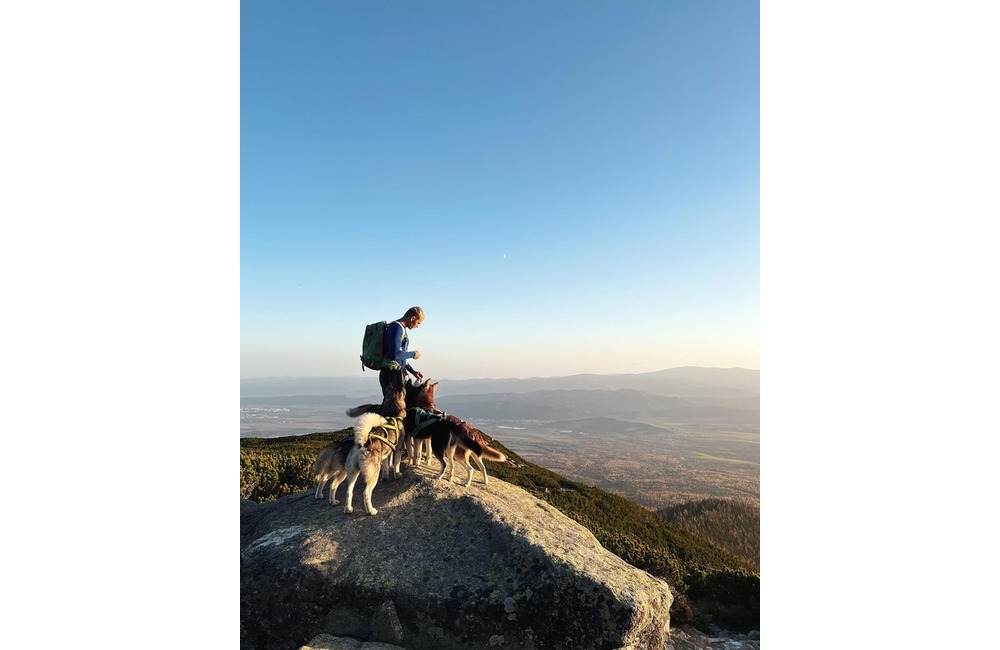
[360,321,401,372]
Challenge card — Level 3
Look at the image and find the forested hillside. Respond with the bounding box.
[658,498,760,571]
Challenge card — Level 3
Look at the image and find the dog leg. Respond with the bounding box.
[328,468,346,506]
[392,444,403,478]
[344,467,362,514]
[362,464,380,516]
[446,443,458,483]
[470,454,488,486]
[462,455,477,487]
[314,476,327,499]
[432,431,449,480]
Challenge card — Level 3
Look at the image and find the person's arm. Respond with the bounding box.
[387,322,416,365]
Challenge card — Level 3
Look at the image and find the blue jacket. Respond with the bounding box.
[383,321,416,373]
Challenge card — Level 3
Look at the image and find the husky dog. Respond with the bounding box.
[312,438,356,504]
[402,407,476,483]
[359,377,434,467]
[345,385,407,479]
[413,380,506,486]
[342,412,402,516]
[403,408,506,487]
[344,383,407,420]
[403,378,434,465]
[312,386,405,507]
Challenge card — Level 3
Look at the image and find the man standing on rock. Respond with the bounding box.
[380,306,425,398]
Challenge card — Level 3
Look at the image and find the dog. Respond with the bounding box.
[402,406,485,484]
[341,411,402,516]
[403,378,434,465]
[355,377,435,468]
[406,379,507,486]
[345,385,407,480]
[312,438,356,504]
[312,386,405,508]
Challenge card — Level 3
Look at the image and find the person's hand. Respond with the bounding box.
[413,350,421,360]
[414,371,424,382]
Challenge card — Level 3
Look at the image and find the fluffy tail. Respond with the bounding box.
[479,445,506,462]
[450,421,506,462]
[346,403,381,417]
[311,447,330,476]
[455,421,507,462]
[354,412,388,446]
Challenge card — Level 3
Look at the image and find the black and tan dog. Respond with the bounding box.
[404,379,507,486]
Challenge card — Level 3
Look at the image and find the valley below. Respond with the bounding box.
[241,369,760,511]
[241,397,758,511]
[475,417,758,510]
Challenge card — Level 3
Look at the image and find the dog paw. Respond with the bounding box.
[344,506,353,514]
[331,499,340,506]
[368,508,379,516]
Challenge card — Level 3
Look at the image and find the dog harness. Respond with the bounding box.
[420,406,468,429]
[368,416,400,451]
[408,407,445,437]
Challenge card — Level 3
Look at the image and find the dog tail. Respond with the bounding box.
[479,444,506,463]
[311,446,331,476]
[449,422,506,463]
[354,412,387,446]
[454,421,507,463]
[346,403,381,417]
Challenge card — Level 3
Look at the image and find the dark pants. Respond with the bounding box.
[379,367,404,397]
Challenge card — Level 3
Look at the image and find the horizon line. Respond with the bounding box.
[241,365,760,382]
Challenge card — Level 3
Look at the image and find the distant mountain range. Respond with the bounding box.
[241,366,759,399]
[241,368,759,426]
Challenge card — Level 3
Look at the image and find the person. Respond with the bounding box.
[380,306,425,396]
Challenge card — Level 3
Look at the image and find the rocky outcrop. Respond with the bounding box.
[241,464,673,650]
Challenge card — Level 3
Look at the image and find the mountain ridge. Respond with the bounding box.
[241,366,760,399]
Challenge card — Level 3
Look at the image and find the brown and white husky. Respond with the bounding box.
[313,386,405,509]
[341,411,402,516]
[344,385,407,480]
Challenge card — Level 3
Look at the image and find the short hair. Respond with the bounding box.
[402,306,425,321]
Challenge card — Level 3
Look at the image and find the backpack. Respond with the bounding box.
[360,321,401,372]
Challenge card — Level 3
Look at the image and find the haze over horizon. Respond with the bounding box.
[241,2,759,380]
[241,364,758,382]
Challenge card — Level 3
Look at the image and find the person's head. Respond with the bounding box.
[401,306,425,330]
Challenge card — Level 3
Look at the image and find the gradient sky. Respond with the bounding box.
[241,1,759,380]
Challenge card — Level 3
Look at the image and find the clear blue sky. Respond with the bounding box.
[241,1,759,379]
